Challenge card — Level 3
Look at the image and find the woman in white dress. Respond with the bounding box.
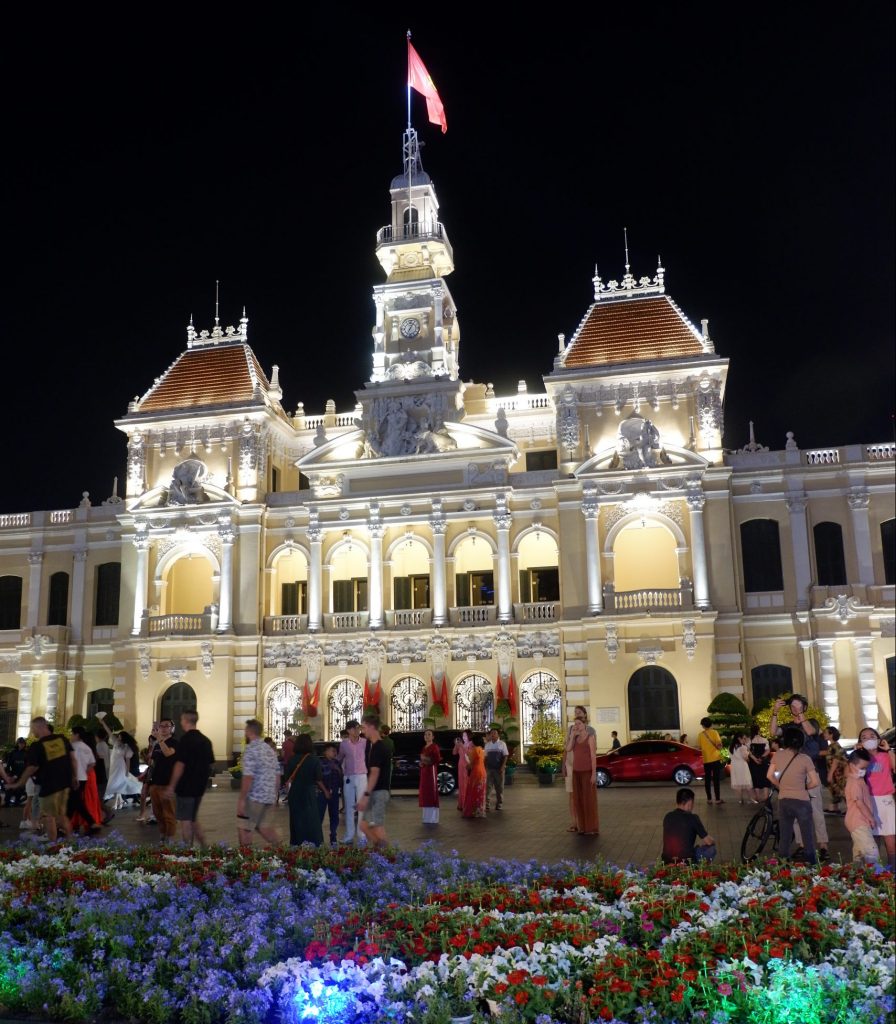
[97,717,142,809]
[729,734,753,804]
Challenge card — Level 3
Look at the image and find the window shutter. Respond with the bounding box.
[333,580,353,613]
[519,569,529,603]
[455,573,470,607]
[394,576,411,610]
[281,583,298,616]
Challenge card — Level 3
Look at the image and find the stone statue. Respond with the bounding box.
[166,459,209,505]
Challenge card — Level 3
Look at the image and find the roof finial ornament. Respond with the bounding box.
[624,227,630,275]
[187,313,196,346]
[239,307,249,340]
[214,280,220,326]
[592,263,604,299]
[622,227,635,291]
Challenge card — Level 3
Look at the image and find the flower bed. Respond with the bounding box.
[0,841,892,1023]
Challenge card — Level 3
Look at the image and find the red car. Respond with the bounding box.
[594,740,704,788]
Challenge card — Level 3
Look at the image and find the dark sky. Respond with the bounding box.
[5,6,894,514]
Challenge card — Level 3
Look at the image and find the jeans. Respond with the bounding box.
[703,761,722,801]
[342,773,368,842]
[779,797,817,862]
[318,789,341,842]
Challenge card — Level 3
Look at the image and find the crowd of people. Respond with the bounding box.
[1,698,893,871]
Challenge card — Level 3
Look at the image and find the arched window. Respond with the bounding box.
[813,522,847,586]
[87,688,115,720]
[47,571,69,626]
[519,671,562,748]
[160,682,198,737]
[882,519,895,586]
[266,680,303,746]
[95,563,121,626]
[454,674,494,733]
[390,676,428,732]
[740,520,784,592]
[0,576,23,630]
[750,664,793,713]
[627,667,680,732]
[327,678,363,741]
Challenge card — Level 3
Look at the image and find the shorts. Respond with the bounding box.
[869,792,895,836]
[176,794,204,822]
[239,799,274,832]
[41,789,69,819]
[361,789,390,827]
[850,824,880,862]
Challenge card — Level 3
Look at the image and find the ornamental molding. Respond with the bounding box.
[817,594,871,625]
[165,667,188,685]
[324,640,365,667]
[0,655,21,673]
[847,489,870,511]
[428,635,451,680]
[138,646,151,680]
[637,643,664,665]
[450,633,495,663]
[200,641,214,678]
[364,638,386,682]
[19,634,54,659]
[605,624,619,663]
[27,551,44,566]
[386,636,429,666]
[516,630,560,659]
[604,497,683,533]
[880,618,895,638]
[263,640,303,669]
[682,620,697,660]
[785,494,808,514]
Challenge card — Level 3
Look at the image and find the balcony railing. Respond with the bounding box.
[449,606,498,625]
[603,586,693,613]
[514,602,559,622]
[376,221,449,247]
[324,611,369,631]
[265,614,309,635]
[385,608,433,628]
[143,611,216,637]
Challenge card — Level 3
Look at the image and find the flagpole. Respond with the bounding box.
[406,31,413,242]
[406,30,412,130]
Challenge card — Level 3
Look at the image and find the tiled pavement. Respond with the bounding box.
[2,771,857,867]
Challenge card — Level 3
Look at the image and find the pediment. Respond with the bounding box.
[129,482,242,511]
[296,423,520,498]
[575,443,709,477]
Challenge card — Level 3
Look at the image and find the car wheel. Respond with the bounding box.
[437,770,457,795]
[673,766,694,785]
[595,768,611,788]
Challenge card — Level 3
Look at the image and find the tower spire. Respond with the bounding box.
[214,280,220,327]
[624,226,630,274]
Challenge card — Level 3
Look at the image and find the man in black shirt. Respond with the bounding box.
[8,717,77,841]
[357,714,391,850]
[147,719,178,841]
[661,788,716,864]
[163,709,214,848]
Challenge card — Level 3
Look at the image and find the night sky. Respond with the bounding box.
[5,6,893,514]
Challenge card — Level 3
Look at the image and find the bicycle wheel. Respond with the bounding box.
[741,808,773,862]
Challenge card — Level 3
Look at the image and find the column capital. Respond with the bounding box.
[582,499,598,520]
[133,534,150,552]
[368,522,385,539]
[848,489,870,511]
[73,548,88,562]
[218,526,236,545]
[27,551,44,566]
[786,494,808,514]
[686,492,706,512]
[430,516,447,535]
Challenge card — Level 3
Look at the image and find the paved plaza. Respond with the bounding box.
[2,772,857,866]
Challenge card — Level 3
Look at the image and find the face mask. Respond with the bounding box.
[855,769,867,778]
[863,739,879,751]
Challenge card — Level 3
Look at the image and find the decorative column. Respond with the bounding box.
[368,504,384,629]
[815,639,839,730]
[217,521,236,633]
[848,489,875,585]
[70,548,88,642]
[582,493,602,614]
[430,501,447,626]
[44,670,60,726]
[131,531,150,636]
[307,512,323,632]
[786,494,812,609]
[852,637,878,730]
[494,496,512,623]
[26,552,43,629]
[15,671,33,737]
[686,492,710,610]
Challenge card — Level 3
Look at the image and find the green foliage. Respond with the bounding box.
[755,700,829,739]
[528,715,564,749]
[635,731,666,740]
[536,755,562,774]
[707,692,752,748]
[427,703,447,721]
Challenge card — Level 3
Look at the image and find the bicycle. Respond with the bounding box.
[741,794,779,862]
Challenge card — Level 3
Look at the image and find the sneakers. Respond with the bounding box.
[19,820,32,830]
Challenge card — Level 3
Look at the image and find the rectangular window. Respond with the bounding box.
[394,575,430,610]
[281,581,307,616]
[520,566,559,603]
[94,563,121,626]
[271,466,280,493]
[47,572,70,626]
[333,578,368,613]
[526,449,558,472]
[470,571,495,607]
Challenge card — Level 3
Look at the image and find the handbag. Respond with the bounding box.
[286,754,310,785]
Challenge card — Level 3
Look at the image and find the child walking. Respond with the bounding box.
[844,748,879,865]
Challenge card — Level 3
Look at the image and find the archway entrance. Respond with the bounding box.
[159,682,198,737]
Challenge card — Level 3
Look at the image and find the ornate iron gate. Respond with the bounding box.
[265,680,303,746]
[390,676,427,732]
[453,674,494,733]
[520,671,562,748]
[327,678,363,741]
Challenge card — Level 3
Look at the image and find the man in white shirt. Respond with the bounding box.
[237,719,281,847]
[68,725,101,833]
[337,720,369,844]
[484,728,509,812]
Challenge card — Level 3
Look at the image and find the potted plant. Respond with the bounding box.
[536,754,562,785]
[228,757,243,790]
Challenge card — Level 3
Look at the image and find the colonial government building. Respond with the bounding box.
[1,128,894,761]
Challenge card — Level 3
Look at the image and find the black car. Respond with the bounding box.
[388,729,459,794]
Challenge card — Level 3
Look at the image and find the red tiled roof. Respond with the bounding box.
[564,296,704,368]
[137,343,270,413]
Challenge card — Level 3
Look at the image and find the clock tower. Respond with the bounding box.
[369,128,460,384]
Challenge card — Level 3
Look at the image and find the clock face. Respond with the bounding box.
[400,317,421,339]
